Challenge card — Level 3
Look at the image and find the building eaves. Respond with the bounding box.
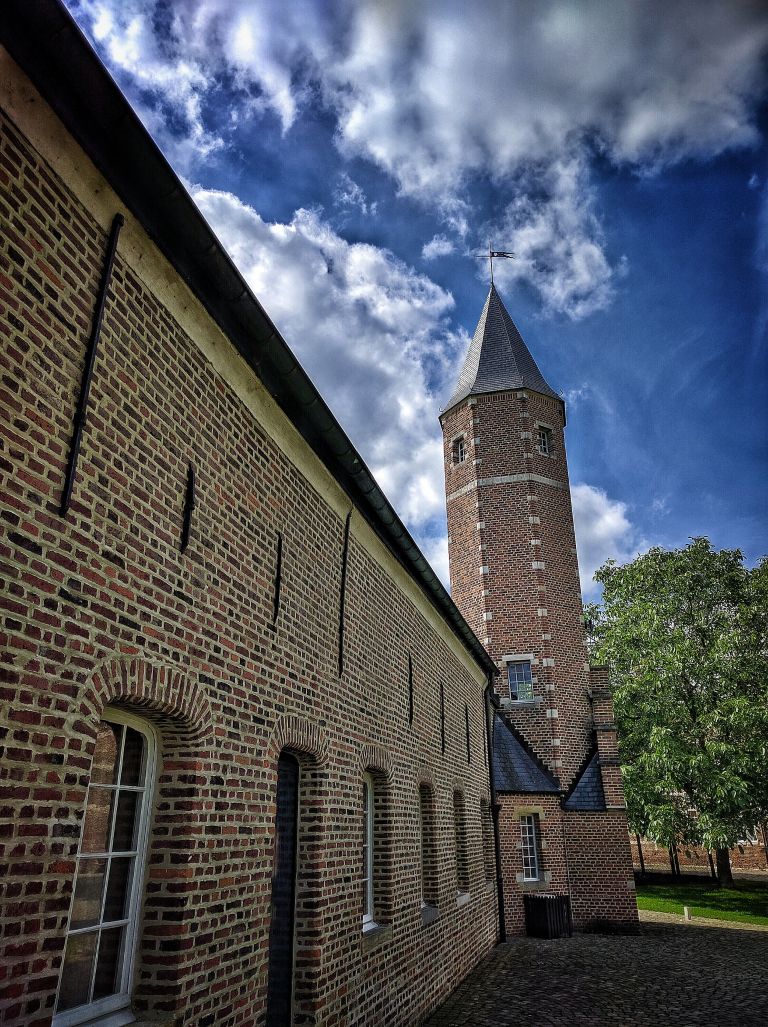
[0,0,497,678]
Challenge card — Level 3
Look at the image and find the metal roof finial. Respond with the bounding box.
[482,241,515,286]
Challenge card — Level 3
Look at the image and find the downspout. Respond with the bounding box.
[484,673,506,942]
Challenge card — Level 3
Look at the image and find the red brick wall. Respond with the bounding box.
[442,390,592,787]
[633,838,768,874]
[496,795,568,936]
[442,368,638,934]
[0,88,497,1027]
[565,812,639,930]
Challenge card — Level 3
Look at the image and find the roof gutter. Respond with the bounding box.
[0,0,496,678]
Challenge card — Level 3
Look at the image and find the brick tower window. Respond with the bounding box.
[507,660,534,702]
[520,814,541,881]
[537,425,552,455]
[54,709,156,1027]
[452,436,466,464]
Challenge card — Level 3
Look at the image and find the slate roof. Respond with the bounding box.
[492,715,560,794]
[563,750,606,811]
[443,284,560,414]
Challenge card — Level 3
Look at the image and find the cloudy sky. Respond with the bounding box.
[64,0,768,597]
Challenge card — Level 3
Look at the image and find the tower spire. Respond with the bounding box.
[443,282,560,415]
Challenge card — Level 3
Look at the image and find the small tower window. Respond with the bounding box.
[507,660,534,702]
[537,426,552,456]
[452,436,466,464]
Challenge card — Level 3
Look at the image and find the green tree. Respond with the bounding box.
[587,540,768,885]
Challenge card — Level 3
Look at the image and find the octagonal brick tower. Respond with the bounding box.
[440,284,592,787]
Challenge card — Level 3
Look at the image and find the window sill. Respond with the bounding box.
[53,996,136,1027]
[456,891,471,908]
[420,903,440,926]
[519,878,552,891]
[361,922,392,952]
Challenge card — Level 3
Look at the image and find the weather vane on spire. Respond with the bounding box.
[485,241,515,285]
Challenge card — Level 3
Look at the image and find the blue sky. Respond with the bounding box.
[63,0,768,596]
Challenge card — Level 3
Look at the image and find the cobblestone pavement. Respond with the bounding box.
[422,917,768,1026]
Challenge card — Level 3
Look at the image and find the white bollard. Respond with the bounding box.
[683,906,691,921]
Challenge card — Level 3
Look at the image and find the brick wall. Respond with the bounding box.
[0,59,498,1027]
[633,837,768,875]
[442,390,592,787]
[441,348,638,935]
[496,795,568,936]
[565,812,639,930]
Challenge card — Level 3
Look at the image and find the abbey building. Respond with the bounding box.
[0,2,633,1026]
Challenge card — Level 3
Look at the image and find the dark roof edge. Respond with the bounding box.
[439,385,567,424]
[1,0,497,678]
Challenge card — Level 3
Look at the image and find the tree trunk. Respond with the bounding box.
[707,850,717,880]
[761,823,768,868]
[635,834,646,875]
[669,845,680,876]
[715,847,733,886]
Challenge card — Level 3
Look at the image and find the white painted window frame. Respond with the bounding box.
[53,708,157,1027]
[506,659,534,702]
[451,435,466,464]
[362,773,376,929]
[536,423,553,456]
[520,814,540,881]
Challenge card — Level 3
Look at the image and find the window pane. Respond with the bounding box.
[70,858,107,930]
[91,722,122,785]
[92,926,125,1001]
[81,788,115,854]
[120,728,145,786]
[112,791,139,852]
[103,857,133,923]
[57,930,97,1011]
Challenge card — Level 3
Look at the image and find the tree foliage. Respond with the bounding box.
[587,539,768,858]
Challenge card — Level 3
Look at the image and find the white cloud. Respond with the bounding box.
[571,482,639,597]
[422,234,455,261]
[490,156,618,319]
[189,187,467,548]
[68,0,768,318]
[334,172,377,216]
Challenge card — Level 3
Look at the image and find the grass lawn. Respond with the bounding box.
[636,880,768,926]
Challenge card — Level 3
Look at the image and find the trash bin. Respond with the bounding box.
[523,893,572,938]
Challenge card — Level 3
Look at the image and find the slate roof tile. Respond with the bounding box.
[492,714,560,794]
[443,284,560,413]
[563,750,606,811]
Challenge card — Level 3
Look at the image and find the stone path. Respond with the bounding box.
[422,916,768,1026]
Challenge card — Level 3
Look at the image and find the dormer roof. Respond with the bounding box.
[442,284,560,415]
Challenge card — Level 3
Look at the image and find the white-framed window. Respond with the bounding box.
[537,425,552,455]
[54,708,156,1027]
[362,773,375,929]
[507,660,534,702]
[520,814,541,881]
[452,436,466,464]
